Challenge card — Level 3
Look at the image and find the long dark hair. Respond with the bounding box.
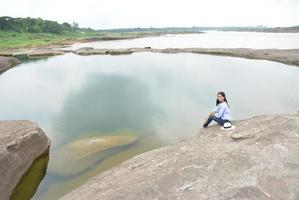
[216,91,229,107]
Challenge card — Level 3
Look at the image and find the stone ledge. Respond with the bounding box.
[0,120,50,200]
[61,114,299,200]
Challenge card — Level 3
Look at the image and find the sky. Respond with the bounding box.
[1,0,299,29]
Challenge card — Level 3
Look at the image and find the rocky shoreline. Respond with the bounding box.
[61,113,299,200]
[0,56,20,74]
[1,47,299,68]
[0,121,50,200]
[75,47,299,67]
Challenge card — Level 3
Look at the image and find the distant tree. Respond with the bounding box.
[62,22,72,31]
[42,20,64,34]
[72,21,79,30]
[30,24,42,33]
[0,16,89,34]
[0,16,14,30]
[12,18,25,32]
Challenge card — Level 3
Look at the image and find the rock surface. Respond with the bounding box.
[49,134,138,177]
[0,120,50,200]
[0,56,20,74]
[61,114,299,200]
[2,48,299,71]
[73,47,299,67]
[27,50,65,57]
[75,47,133,55]
[183,48,299,67]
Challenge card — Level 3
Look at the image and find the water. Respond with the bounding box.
[65,31,299,50]
[1,36,299,199]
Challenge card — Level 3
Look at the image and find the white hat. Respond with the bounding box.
[221,122,235,130]
[223,122,232,129]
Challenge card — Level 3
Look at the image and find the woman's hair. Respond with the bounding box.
[216,91,229,107]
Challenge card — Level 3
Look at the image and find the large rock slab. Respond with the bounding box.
[73,47,299,67]
[75,47,133,55]
[27,50,65,57]
[49,134,138,177]
[0,120,50,200]
[0,56,20,74]
[61,114,299,200]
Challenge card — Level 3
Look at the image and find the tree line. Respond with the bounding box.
[0,16,81,34]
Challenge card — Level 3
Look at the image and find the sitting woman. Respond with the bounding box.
[203,91,232,128]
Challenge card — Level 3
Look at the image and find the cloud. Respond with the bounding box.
[53,73,164,135]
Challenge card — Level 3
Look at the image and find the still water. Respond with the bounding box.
[66,31,299,50]
[1,51,299,199]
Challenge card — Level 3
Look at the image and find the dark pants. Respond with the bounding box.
[203,115,230,128]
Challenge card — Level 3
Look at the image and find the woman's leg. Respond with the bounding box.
[203,115,226,128]
[212,116,227,126]
[203,115,214,128]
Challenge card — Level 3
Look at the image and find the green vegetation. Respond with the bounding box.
[0,16,104,49]
[0,16,81,34]
[1,16,298,50]
[0,30,158,49]
[0,16,182,49]
[0,16,162,49]
[0,17,209,49]
[0,30,103,49]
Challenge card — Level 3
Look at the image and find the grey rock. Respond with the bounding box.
[0,56,20,74]
[27,50,65,57]
[73,47,299,67]
[0,120,50,200]
[75,48,133,55]
[3,47,299,68]
[61,114,299,200]
[48,134,138,177]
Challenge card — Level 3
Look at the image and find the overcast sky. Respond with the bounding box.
[2,0,299,29]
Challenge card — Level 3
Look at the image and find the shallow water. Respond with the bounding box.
[1,52,299,199]
[66,31,299,50]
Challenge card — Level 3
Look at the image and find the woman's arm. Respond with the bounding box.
[214,103,227,118]
[203,105,219,123]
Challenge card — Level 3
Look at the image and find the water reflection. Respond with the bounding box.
[53,73,163,136]
[14,55,50,64]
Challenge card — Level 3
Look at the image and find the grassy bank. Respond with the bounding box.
[0,31,155,50]
[0,31,106,49]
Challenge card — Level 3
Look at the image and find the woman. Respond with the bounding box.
[203,91,232,128]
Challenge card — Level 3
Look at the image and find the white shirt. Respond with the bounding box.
[212,102,231,120]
